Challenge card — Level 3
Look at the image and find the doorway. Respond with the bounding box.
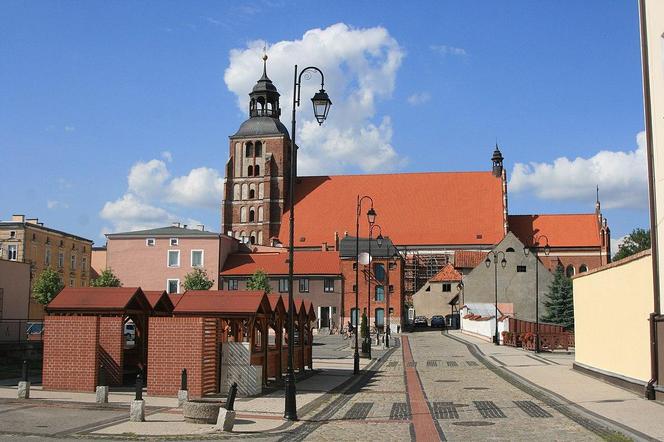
[320,306,330,329]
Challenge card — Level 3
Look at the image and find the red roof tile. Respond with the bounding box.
[279,172,505,247]
[173,290,269,315]
[509,214,601,247]
[454,251,488,269]
[267,294,286,314]
[430,264,462,282]
[47,287,147,311]
[221,250,341,276]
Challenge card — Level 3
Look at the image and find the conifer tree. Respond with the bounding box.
[541,265,574,330]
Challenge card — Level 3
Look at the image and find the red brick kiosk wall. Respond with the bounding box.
[98,316,124,386]
[43,316,99,392]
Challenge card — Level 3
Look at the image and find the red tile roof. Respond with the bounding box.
[174,290,269,315]
[143,290,175,313]
[267,294,286,314]
[278,172,505,247]
[454,251,488,269]
[509,214,601,247]
[430,264,462,282]
[47,287,148,312]
[221,250,341,276]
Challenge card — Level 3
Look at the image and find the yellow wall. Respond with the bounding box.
[573,252,653,382]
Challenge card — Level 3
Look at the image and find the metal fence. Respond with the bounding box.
[0,319,44,343]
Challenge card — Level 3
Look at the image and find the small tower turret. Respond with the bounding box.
[492,144,504,177]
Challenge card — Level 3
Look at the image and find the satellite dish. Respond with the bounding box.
[358,252,372,265]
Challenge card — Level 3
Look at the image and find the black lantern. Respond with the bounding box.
[376,233,384,248]
[367,207,377,225]
[311,89,332,125]
[485,257,491,268]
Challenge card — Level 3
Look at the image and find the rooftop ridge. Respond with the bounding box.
[299,170,496,179]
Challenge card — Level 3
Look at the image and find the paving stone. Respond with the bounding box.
[473,400,506,419]
[432,401,459,419]
[514,400,552,418]
[389,402,411,420]
[343,402,373,420]
[446,361,459,367]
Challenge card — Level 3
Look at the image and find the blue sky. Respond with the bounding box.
[0,1,648,248]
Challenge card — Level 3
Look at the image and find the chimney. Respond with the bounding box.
[197,224,205,231]
[172,222,181,228]
[26,218,39,225]
[183,224,188,229]
[11,214,25,222]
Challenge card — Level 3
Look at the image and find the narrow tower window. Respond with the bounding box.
[255,141,262,157]
[247,165,253,176]
[254,165,260,176]
[245,142,253,157]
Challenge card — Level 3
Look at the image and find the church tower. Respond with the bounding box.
[222,56,292,246]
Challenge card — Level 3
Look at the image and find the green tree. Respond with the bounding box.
[90,268,122,287]
[246,269,271,293]
[613,228,651,261]
[32,268,64,305]
[541,265,574,330]
[183,268,215,291]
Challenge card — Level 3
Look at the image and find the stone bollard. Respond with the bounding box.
[177,368,189,407]
[96,363,109,404]
[18,360,30,399]
[215,382,238,432]
[129,374,145,422]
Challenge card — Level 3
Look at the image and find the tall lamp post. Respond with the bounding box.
[485,251,507,345]
[354,197,376,374]
[367,224,384,358]
[285,64,332,421]
[523,235,550,353]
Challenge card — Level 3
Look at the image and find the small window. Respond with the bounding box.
[442,283,451,292]
[254,141,262,157]
[375,286,385,301]
[517,265,527,273]
[170,238,178,246]
[389,262,397,270]
[168,250,180,267]
[9,231,15,238]
[375,308,385,326]
[45,248,51,266]
[69,279,75,287]
[191,250,204,267]
[83,246,86,252]
[45,237,50,245]
[324,278,334,292]
[167,279,180,294]
[389,285,394,293]
[82,256,87,270]
[249,209,255,222]
[506,247,515,253]
[58,252,64,268]
[299,278,309,293]
[7,245,17,261]
[279,278,289,293]
[254,165,260,176]
[249,189,255,199]
[59,240,63,247]
[70,254,76,270]
[146,238,156,246]
[352,263,357,270]
[579,264,588,273]
[227,279,238,290]
[247,165,253,176]
[32,233,36,240]
[352,284,357,293]
[565,265,575,278]
[374,263,386,283]
[245,142,254,157]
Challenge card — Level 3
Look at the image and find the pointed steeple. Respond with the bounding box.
[492,143,504,177]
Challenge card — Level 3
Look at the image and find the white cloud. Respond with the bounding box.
[509,131,648,209]
[223,23,405,174]
[47,200,69,209]
[610,235,627,258]
[161,151,173,162]
[64,125,75,132]
[168,167,224,208]
[407,92,430,106]
[430,45,467,57]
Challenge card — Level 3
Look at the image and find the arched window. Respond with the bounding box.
[241,183,248,199]
[233,184,240,199]
[257,97,265,115]
[258,183,265,199]
[374,263,386,283]
[249,208,255,222]
[506,247,515,253]
[240,207,247,223]
[257,231,263,245]
[247,165,253,176]
[579,264,588,273]
[258,206,264,222]
[245,142,253,157]
[249,189,255,199]
[254,165,260,176]
[375,308,385,327]
[565,265,575,278]
[255,141,262,157]
[250,231,256,244]
[234,231,240,239]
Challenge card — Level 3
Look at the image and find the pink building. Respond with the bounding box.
[106,225,237,293]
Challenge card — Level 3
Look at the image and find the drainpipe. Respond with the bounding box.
[638,0,661,400]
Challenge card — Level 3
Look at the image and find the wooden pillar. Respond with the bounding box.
[262,318,268,386]
[276,317,283,380]
[299,317,305,373]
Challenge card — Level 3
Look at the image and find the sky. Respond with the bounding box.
[0,1,649,251]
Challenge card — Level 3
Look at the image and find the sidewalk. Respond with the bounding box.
[452,331,664,441]
[0,355,374,437]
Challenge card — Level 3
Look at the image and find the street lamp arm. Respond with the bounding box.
[357,195,374,216]
[294,66,326,107]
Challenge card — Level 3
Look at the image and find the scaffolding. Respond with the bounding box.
[403,251,452,305]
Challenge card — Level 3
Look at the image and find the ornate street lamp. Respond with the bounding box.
[523,235,550,353]
[285,64,332,421]
[366,224,384,359]
[485,251,507,345]
[354,196,375,374]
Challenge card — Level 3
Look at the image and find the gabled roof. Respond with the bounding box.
[454,251,488,269]
[143,290,175,314]
[221,250,341,276]
[267,294,287,316]
[278,172,505,247]
[430,264,462,282]
[106,226,220,239]
[339,237,400,259]
[173,290,270,317]
[47,287,151,313]
[509,214,602,248]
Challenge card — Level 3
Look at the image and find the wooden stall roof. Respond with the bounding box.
[303,300,317,321]
[143,290,175,314]
[46,287,151,314]
[173,290,272,318]
[267,294,287,317]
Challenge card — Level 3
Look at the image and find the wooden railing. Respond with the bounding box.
[502,318,574,351]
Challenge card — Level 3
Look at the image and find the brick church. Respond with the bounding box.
[221,61,612,302]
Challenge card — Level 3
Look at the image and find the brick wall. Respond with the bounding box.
[148,316,218,398]
[98,316,124,385]
[43,315,99,392]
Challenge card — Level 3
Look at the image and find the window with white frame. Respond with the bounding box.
[324,278,335,293]
[191,250,204,267]
[146,238,156,247]
[58,251,64,268]
[227,279,238,290]
[299,278,309,293]
[70,253,76,270]
[168,250,180,267]
[278,278,289,293]
[7,245,17,261]
[82,256,87,270]
[170,238,178,246]
[167,279,179,294]
[45,248,51,266]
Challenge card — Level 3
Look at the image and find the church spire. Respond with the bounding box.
[248,53,281,119]
[492,142,504,177]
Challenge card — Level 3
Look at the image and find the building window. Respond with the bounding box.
[375,308,385,327]
[350,308,359,326]
[191,250,204,267]
[324,278,335,293]
[32,233,36,241]
[374,263,386,282]
[249,189,255,199]
[299,278,309,293]
[59,240,64,247]
[279,278,289,293]
[146,238,155,246]
[9,231,16,238]
[579,264,588,273]
[352,262,357,270]
[375,286,385,301]
[254,165,260,176]
[565,265,575,278]
[70,254,76,270]
[45,237,50,245]
[82,256,87,270]
[69,279,75,287]
[506,247,515,253]
[170,238,178,246]
[389,262,397,270]
[168,250,180,267]
[58,252,64,268]
[249,208,255,222]
[254,141,262,157]
[442,283,451,292]
[517,265,527,273]
[167,279,179,294]
[352,284,357,293]
[389,284,394,293]
[227,279,238,290]
[245,142,253,157]
[45,248,51,266]
[247,165,253,176]
[7,245,17,261]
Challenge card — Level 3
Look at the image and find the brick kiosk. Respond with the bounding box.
[44,287,157,391]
